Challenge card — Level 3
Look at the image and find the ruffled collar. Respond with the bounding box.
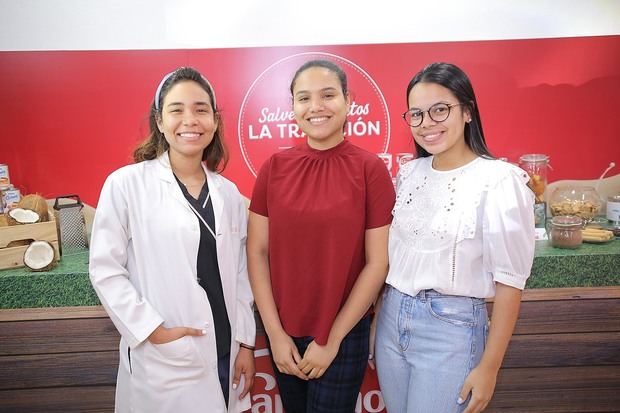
[298,139,350,158]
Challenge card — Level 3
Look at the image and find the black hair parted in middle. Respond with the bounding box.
[290,59,349,98]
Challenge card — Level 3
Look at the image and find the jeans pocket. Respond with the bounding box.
[427,296,476,327]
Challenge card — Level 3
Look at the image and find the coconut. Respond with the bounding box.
[17,194,49,222]
[23,240,56,271]
[7,208,40,225]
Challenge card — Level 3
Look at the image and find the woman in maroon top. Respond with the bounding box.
[248,60,395,412]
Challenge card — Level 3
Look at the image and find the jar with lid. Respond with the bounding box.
[548,215,583,249]
[549,185,601,223]
[607,194,620,236]
[519,154,549,203]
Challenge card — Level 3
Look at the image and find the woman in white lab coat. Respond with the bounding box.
[89,67,256,413]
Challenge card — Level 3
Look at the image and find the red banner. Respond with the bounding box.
[1,35,619,205]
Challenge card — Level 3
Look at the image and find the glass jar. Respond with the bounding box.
[607,194,620,226]
[549,186,601,223]
[607,195,620,236]
[519,154,549,204]
[549,215,583,249]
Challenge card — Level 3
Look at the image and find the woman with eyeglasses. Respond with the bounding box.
[374,62,535,413]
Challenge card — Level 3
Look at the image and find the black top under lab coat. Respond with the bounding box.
[176,176,231,358]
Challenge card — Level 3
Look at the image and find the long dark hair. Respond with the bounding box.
[289,59,349,97]
[133,67,229,172]
[406,62,493,159]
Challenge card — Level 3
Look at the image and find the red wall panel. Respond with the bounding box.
[1,36,619,205]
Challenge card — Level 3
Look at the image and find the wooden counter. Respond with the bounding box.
[1,287,619,412]
[0,241,619,411]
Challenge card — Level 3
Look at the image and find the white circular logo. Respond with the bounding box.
[238,52,391,176]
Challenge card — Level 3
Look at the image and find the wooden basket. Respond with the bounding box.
[0,209,60,270]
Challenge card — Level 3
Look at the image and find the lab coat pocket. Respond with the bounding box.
[144,336,205,391]
[150,336,196,365]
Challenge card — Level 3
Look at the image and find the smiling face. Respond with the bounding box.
[157,80,218,163]
[292,67,350,150]
[407,82,472,167]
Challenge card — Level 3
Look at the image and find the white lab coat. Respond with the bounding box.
[89,152,255,413]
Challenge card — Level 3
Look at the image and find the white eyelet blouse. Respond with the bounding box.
[386,156,535,298]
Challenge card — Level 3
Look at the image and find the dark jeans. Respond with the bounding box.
[270,315,370,413]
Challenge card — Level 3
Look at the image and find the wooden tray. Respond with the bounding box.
[0,209,60,270]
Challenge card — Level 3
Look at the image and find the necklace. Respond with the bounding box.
[182,180,205,188]
[173,170,206,188]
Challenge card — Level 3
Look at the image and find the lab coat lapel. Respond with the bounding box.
[205,168,223,236]
[155,152,192,211]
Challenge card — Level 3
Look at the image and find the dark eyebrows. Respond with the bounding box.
[294,87,339,97]
[165,101,212,108]
[409,101,451,111]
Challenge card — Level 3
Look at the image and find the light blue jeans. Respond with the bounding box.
[375,285,489,413]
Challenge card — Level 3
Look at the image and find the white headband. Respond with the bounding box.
[154,68,217,111]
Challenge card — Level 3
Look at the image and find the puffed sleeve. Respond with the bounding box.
[234,191,256,347]
[482,167,535,290]
[365,156,396,229]
[89,171,164,348]
[249,158,271,217]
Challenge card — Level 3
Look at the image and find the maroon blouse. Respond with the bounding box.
[250,140,395,345]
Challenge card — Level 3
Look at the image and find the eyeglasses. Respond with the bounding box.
[402,103,463,127]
